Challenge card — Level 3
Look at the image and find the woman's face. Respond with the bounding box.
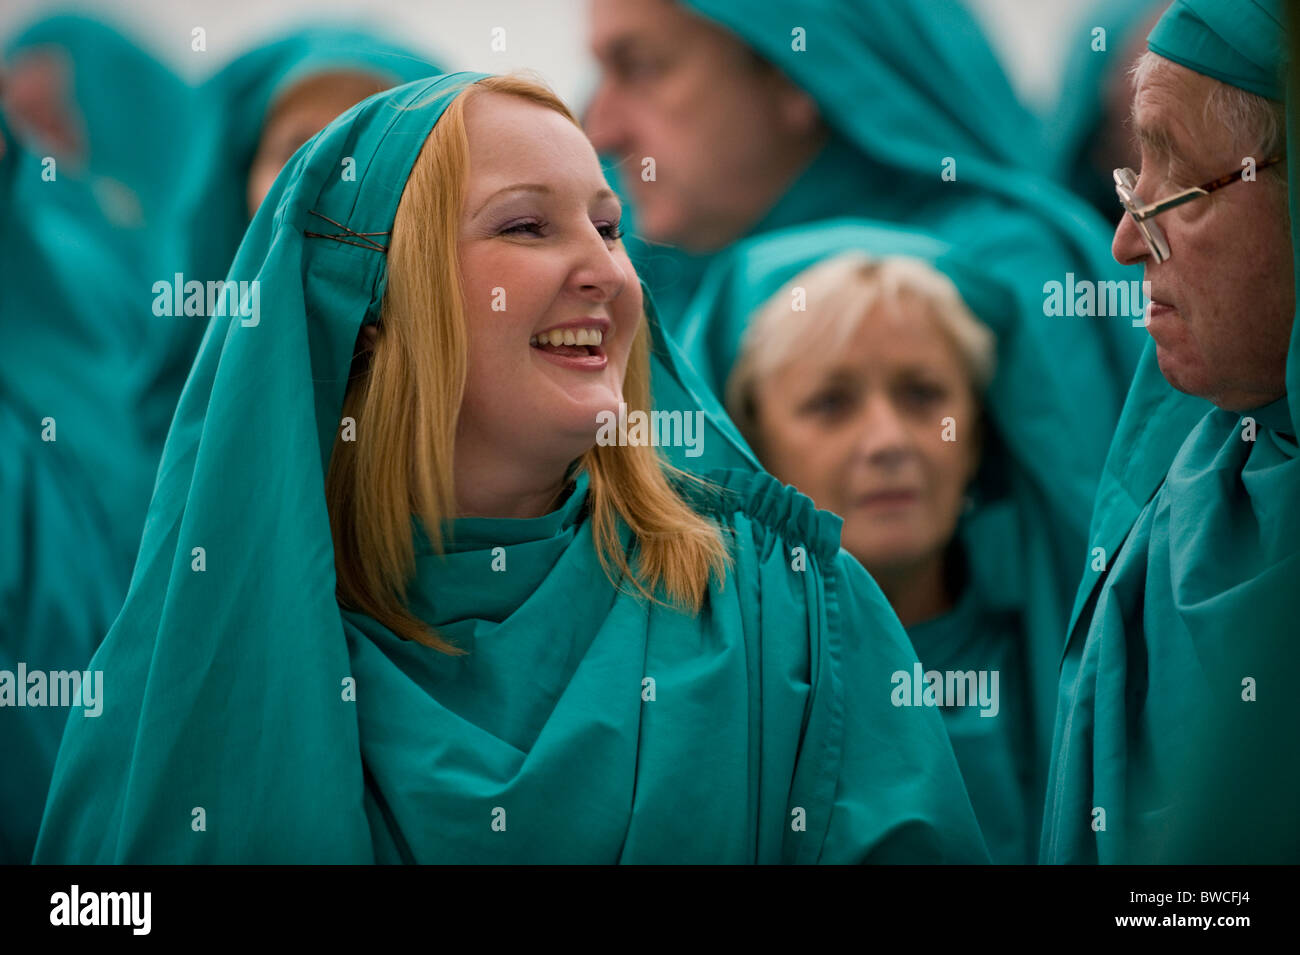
[247,71,388,217]
[752,296,980,578]
[457,91,639,475]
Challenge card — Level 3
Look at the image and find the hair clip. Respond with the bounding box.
[304,210,390,253]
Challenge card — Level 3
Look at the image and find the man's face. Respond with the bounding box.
[585,0,821,253]
[1113,57,1293,411]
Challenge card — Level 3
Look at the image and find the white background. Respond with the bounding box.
[1,0,1102,115]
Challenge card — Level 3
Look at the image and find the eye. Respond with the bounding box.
[799,388,854,420]
[500,218,545,237]
[595,220,624,242]
[613,53,665,84]
[898,381,946,409]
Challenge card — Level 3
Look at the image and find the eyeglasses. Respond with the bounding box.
[1113,156,1285,263]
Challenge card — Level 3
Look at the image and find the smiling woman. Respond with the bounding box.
[327,77,729,650]
[32,72,988,864]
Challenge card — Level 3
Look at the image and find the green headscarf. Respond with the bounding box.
[1042,0,1299,863]
[620,0,1143,409]
[0,110,151,861]
[177,26,441,287]
[608,0,1047,332]
[32,74,988,863]
[681,218,1096,863]
[1148,0,1287,99]
[3,13,196,271]
[3,13,209,455]
[674,0,1145,472]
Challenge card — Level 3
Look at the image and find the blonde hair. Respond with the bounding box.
[325,74,729,654]
[725,252,996,448]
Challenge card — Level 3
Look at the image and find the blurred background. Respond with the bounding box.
[0,0,1097,115]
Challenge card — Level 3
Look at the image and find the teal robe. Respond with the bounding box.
[673,219,1125,863]
[0,113,152,861]
[4,13,206,460]
[3,13,197,272]
[610,0,1143,409]
[32,74,988,864]
[1041,0,1299,863]
[673,0,1144,422]
[906,503,1036,865]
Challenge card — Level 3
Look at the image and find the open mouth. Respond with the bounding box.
[530,327,607,364]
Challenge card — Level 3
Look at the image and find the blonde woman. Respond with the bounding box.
[728,249,1040,863]
[33,74,986,864]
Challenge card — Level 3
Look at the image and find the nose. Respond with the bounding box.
[583,81,626,157]
[855,394,912,467]
[570,225,628,305]
[1112,209,1151,266]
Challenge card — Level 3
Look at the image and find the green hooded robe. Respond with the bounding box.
[1041,0,1299,864]
[31,73,989,864]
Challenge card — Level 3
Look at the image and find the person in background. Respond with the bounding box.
[33,72,988,864]
[585,0,1142,442]
[2,13,195,270]
[176,26,441,288]
[726,238,1048,863]
[1042,0,1298,863]
[2,13,204,469]
[1046,0,1170,223]
[0,103,151,863]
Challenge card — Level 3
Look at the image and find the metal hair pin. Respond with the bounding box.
[303,210,390,253]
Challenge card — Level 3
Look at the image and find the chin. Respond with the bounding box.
[1154,347,1210,400]
[845,537,929,575]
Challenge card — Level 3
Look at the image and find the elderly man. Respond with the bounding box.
[1042,0,1299,864]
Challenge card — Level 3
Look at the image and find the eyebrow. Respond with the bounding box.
[470,183,620,218]
[1133,119,1196,169]
[593,33,653,64]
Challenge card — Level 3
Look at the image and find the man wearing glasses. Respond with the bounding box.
[1042,0,1298,864]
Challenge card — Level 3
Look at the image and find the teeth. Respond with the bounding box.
[530,328,604,347]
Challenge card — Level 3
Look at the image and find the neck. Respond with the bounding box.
[872,552,955,628]
[452,441,572,520]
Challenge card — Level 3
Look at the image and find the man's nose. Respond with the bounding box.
[583,81,625,156]
[1112,210,1151,266]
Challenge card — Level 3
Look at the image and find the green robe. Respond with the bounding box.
[906,502,1036,865]
[615,0,1142,406]
[32,74,988,864]
[1041,0,1299,863]
[0,113,151,861]
[673,218,1127,864]
[4,13,206,462]
[3,13,196,272]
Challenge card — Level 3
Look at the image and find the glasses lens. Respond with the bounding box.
[1113,168,1170,263]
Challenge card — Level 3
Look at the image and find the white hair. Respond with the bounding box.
[1131,50,1287,169]
[725,252,996,446]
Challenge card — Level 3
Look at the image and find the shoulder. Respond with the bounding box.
[671,467,843,567]
[675,465,902,640]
